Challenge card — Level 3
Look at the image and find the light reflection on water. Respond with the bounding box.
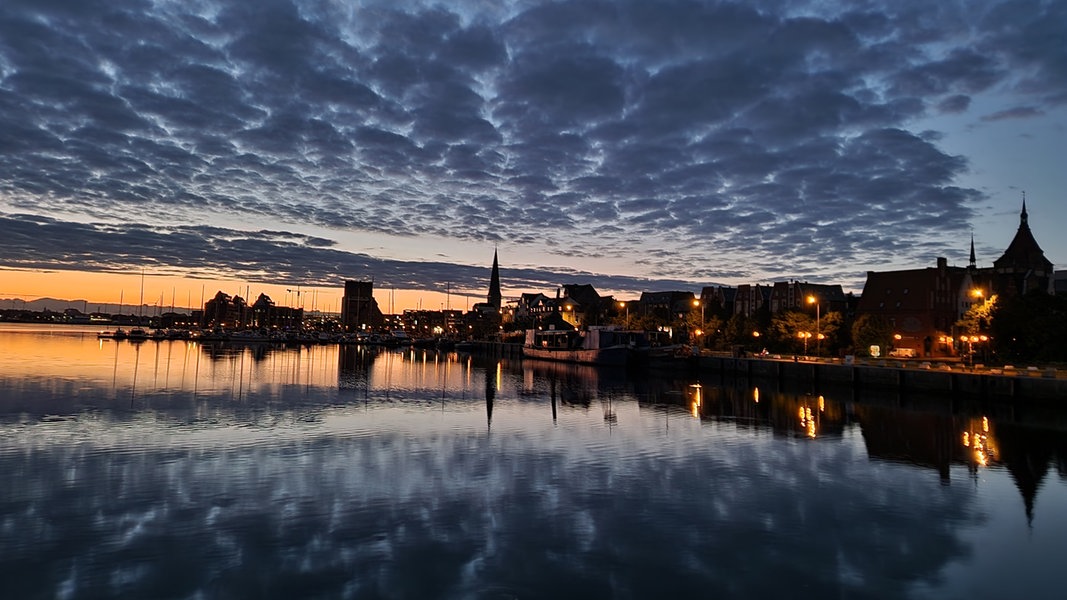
[1,327,1066,599]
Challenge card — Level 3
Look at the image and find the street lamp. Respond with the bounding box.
[807,295,820,357]
[798,331,812,355]
[693,299,704,346]
[618,300,628,322]
[960,334,989,367]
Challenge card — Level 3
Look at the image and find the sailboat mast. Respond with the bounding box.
[138,269,145,324]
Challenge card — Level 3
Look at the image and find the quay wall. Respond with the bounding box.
[678,356,1067,401]
[462,343,1066,401]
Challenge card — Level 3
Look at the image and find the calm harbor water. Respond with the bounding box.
[1,324,1066,599]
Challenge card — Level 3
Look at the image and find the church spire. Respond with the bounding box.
[488,249,501,310]
[969,233,976,269]
[993,192,1053,295]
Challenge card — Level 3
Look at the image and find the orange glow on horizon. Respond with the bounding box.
[0,268,479,314]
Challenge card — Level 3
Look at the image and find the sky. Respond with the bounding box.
[1,0,1065,312]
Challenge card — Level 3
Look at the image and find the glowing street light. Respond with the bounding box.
[798,331,812,355]
[807,294,820,357]
[692,299,704,347]
[959,334,989,366]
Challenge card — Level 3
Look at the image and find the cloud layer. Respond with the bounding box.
[1,0,1064,293]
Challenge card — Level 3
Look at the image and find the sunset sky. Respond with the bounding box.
[1,0,1064,312]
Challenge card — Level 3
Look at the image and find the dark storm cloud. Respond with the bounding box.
[0,0,1063,291]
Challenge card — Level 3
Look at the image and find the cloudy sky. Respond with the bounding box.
[1,0,1064,308]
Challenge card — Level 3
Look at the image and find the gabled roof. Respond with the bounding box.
[993,201,1053,272]
[798,282,848,304]
[541,311,575,331]
[519,292,548,305]
[252,293,275,309]
[562,284,601,306]
[701,285,736,303]
[857,265,966,313]
[639,290,695,304]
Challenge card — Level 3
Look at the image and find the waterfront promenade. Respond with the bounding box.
[463,340,1067,401]
[686,353,1067,401]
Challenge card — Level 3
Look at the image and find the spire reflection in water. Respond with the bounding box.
[0,325,1066,599]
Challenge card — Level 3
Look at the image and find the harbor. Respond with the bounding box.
[2,325,1066,599]
[454,339,1067,401]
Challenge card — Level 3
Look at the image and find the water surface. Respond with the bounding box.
[1,325,1065,599]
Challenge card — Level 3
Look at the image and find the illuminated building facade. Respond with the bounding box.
[857,202,1055,358]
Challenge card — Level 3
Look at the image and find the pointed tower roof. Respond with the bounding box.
[968,234,976,269]
[488,249,502,309]
[993,199,1053,274]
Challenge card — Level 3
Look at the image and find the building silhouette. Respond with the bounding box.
[202,291,246,328]
[488,249,502,310]
[989,200,1054,296]
[341,280,384,331]
[857,201,1055,357]
[471,251,504,318]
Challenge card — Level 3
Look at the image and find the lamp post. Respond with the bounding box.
[798,331,812,355]
[807,295,820,356]
[692,299,703,347]
[618,300,628,323]
[960,334,989,367]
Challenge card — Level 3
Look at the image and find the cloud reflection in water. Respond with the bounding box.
[0,349,983,599]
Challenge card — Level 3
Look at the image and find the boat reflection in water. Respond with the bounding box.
[1,325,1066,599]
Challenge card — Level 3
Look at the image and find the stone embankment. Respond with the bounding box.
[679,354,1067,400]
[462,342,1066,400]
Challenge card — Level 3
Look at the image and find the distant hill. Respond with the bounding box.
[0,297,190,315]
